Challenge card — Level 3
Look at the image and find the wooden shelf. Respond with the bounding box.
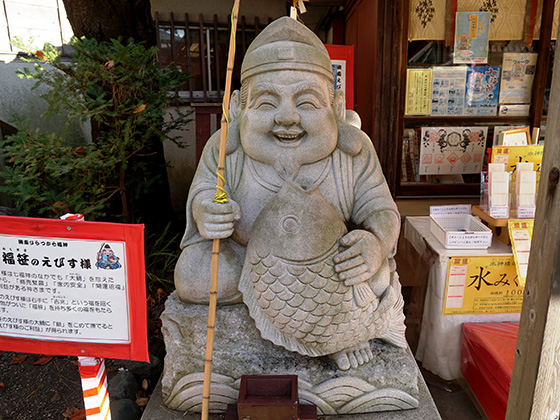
[392,0,554,198]
[472,205,508,226]
[404,116,532,125]
[398,183,480,196]
[472,205,510,244]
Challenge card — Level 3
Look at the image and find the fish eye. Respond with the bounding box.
[281,215,301,233]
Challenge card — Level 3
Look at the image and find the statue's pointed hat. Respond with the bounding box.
[240,17,334,83]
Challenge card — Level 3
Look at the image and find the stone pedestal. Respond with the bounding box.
[161,292,419,415]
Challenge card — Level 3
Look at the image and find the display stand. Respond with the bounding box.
[403,216,519,380]
[472,205,510,245]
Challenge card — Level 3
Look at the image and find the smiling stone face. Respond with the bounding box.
[239,70,338,169]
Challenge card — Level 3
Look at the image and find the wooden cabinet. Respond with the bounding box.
[396,0,556,197]
[343,0,556,197]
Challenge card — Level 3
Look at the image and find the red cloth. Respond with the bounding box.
[461,322,519,420]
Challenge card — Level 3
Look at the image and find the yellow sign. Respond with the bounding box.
[491,145,543,182]
[443,256,523,315]
[405,68,432,115]
[469,14,478,38]
[508,219,534,287]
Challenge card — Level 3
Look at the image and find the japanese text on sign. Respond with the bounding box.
[508,219,534,287]
[0,234,129,343]
[444,255,523,315]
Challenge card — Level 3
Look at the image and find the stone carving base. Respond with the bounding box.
[161,292,419,415]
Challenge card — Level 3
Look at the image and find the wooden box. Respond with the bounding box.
[237,375,298,420]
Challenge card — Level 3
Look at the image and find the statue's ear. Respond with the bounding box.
[229,90,241,122]
[225,90,242,155]
[334,89,346,122]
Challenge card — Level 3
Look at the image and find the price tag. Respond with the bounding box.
[516,206,536,219]
[489,206,509,219]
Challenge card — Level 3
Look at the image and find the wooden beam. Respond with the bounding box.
[530,0,555,130]
[199,13,208,101]
[184,13,195,100]
[505,8,560,418]
[373,0,408,196]
[523,0,539,46]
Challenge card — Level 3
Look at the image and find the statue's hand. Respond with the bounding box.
[333,230,382,287]
[192,192,241,240]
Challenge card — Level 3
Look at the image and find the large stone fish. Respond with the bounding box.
[238,180,407,359]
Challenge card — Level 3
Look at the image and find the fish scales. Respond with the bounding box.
[240,180,405,357]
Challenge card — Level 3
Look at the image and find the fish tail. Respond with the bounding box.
[377,273,408,349]
[353,282,378,309]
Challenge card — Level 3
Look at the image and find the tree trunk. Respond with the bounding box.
[62,0,156,46]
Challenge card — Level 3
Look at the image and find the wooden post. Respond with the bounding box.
[530,0,555,131]
[505,17,560,420]
[199,14,208,102]
[200,2,240,420]
[184,13,195,100]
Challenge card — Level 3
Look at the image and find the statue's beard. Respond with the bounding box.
[273,154,301,182]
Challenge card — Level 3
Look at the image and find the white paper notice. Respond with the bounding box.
[430,204,472,215]
[517,206,536,219]
[446,265,467,309]
[511,230,531,279]
[331,59,347,98]
[431,66,468,116]
[0,234,130,343]
[419,126,488,175]
[489,206,509,219]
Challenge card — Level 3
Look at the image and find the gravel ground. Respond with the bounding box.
[0,329,165,420]
[0,352,86,420]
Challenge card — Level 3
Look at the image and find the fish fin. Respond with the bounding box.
[353,282,377,309]
[377,275,408,349]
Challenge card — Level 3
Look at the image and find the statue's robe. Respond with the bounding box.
[181,130,400,261]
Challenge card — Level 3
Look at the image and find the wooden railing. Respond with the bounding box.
[155,12,273,104]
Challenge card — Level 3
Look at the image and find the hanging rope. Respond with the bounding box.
[213,171,229,204]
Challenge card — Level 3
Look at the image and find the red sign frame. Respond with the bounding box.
[0,216,148,362]
[325,44,355,110]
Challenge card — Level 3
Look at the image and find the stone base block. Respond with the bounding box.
[161,292,419,415]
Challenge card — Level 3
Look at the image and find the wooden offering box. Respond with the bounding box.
[225,375,317,420]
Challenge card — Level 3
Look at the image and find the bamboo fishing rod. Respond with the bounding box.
[201,1,240,419]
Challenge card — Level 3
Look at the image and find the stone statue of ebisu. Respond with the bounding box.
[163,16,418,415]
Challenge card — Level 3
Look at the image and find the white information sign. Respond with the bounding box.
[516,206,536,219]
[430,204,472,215]
[331,59,347,98]
[0,234,130,343]
[489,206,509,219]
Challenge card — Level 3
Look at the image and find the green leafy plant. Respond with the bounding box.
[1,128,121,218]
[144,222,182,309]
[1,36,191,222]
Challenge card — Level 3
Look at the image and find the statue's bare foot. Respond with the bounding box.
[330,342,374,370]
